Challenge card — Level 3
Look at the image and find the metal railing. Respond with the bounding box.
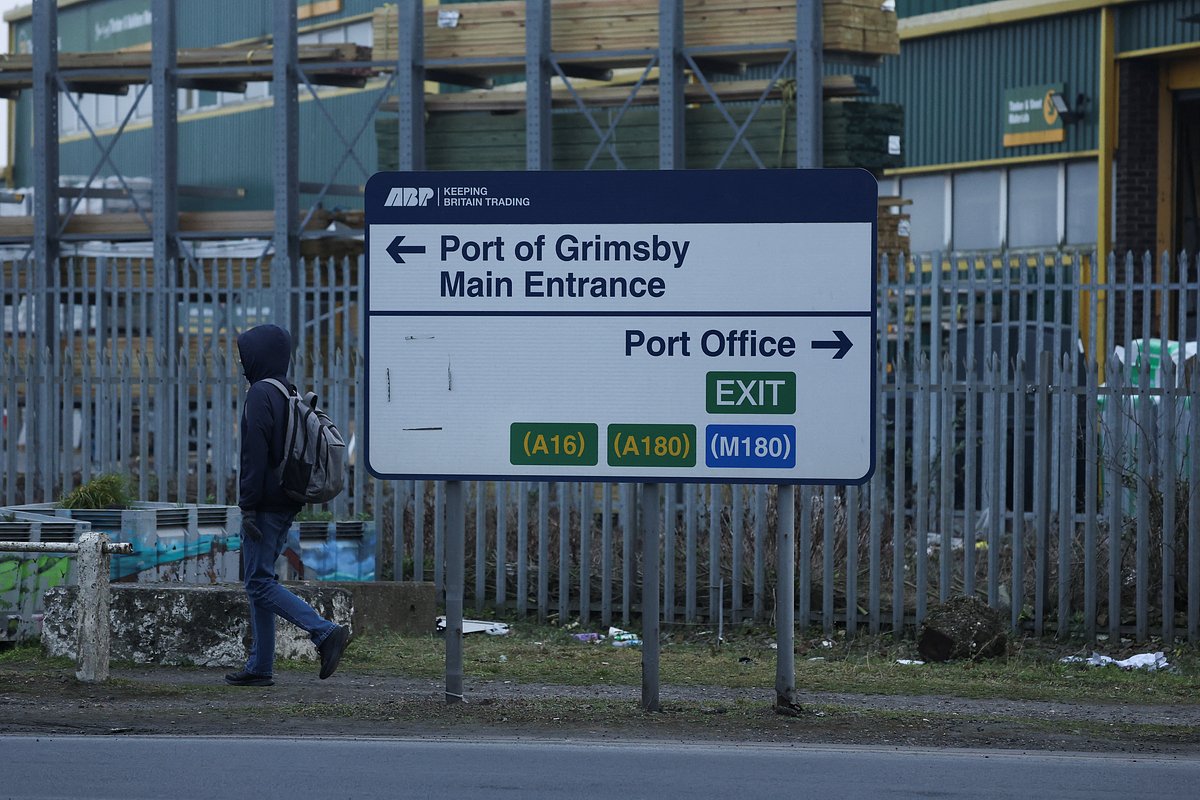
[1,250,1197,642]
[0,534,132,681]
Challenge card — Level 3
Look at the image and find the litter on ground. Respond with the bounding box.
[608,627,642,648]
[435,617,511,636]
[1060,651,1168,671]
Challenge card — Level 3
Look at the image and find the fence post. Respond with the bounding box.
[74,532,113,683]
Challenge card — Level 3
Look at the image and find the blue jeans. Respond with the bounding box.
[242,509,337,676]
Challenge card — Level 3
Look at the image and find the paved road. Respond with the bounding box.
[5,735,1198,799]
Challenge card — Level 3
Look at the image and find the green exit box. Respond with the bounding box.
[706,372,796,414]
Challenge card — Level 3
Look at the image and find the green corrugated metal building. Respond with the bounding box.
[876,0,1195,259]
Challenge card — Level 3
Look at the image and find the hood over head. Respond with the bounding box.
[237,324,292,383]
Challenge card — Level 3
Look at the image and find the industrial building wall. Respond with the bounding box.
[897,0,994,17]
[13,83,381,211]
[876,11,1101,168]
[1117,0,1200,52]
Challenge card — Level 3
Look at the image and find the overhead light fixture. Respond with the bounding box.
[1048,90,1086,124]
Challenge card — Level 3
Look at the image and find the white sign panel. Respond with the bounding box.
[364,170,877,484]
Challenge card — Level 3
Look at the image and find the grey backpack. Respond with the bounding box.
[262,378,347,504]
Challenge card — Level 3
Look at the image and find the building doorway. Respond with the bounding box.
[1175,89,1200,260]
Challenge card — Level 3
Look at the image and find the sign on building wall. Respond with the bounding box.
[1003,83,1066,147]
[363,170,877,484]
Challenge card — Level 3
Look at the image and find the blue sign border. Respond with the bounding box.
[364,169,878,485]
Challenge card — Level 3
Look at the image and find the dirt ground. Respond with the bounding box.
[3,659,1199,754]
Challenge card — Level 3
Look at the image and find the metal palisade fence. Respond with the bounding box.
[0,250,1197,642]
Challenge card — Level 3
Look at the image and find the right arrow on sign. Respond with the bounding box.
[811,330,853,360]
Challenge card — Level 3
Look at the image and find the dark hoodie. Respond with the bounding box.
[237,324,302,513]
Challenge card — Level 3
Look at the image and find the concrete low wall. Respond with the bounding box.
[42,581,435,668]
[311,581,436,637]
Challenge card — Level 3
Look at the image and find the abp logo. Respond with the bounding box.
[384,187,433,207]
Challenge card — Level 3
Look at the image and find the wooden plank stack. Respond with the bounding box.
[396,73,874,113]
[373,0,899,66]
[878,196,911,273]
[824,0,900,56]
[822,100,903,173]
[0,210,335,240]
[0,44,374,96]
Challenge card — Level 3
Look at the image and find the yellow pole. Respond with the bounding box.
[1095,6,1117,376]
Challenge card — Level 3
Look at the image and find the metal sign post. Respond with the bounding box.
[775,485,797,711]
[363,169,877,707]
[641,483,661,711]
[444,480,464,704]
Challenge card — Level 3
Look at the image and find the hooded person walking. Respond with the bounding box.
[225,323,350,687]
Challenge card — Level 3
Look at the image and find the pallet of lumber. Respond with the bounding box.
[401,73,875,113]
[373,0,898,68]
[0,44,375,96]
[0,210,334,240]
[822,100,903,173]
[0,43,370,71]
[878,196,910,273]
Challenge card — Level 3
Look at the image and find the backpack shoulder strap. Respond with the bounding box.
[260,378,299,481]
[261,378,294,397]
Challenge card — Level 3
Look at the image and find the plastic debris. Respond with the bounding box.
[896,659,925,666]
[572,632,603,643]
[608,626,642,648]
[1061,651,1169,671]
[435,617,511,636]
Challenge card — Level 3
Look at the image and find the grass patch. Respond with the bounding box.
[0,642,74,670]
[7,619,1200,707]
[318,620,1200,705]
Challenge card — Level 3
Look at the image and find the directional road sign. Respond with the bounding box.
[364,170,877,483]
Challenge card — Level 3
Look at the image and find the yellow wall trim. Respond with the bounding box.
[900,0,1141,41]
[1003,129,1065,147]
[1097,7,1117,261]
[1157,65,1173,258]
[884,150,1099,177]
[1118,42,1200,61]
[1167,58,1200,91]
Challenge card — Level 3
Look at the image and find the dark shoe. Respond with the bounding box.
[224,669,274,687]
[317,625,350,680]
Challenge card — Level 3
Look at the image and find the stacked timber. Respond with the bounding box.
[2,43,371,68]
[824,0,900,56]
[373,0,899,67]
[822,100,903,173]
[0,210,335,240]
[391,74,875,113]
[0,44,374,96]
[878,196,911,273]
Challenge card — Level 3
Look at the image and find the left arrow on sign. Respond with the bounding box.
[387,235,427,264]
